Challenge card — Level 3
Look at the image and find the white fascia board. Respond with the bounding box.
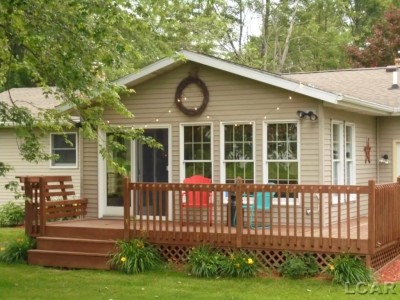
[116,57,177,86]
[339,95,397,115]
[181,50,341,104]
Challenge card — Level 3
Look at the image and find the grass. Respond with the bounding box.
[1,228,399,300]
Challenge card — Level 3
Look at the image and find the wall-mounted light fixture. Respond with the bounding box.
[379,154,390,164]
[296,110,318,121]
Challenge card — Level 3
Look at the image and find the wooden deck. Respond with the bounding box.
[48,217,369,240]
[21,176,400,271]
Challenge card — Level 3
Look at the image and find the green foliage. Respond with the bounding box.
[187,245,258,278]
[0,202,25,227]
[324,254,373,285]
[0,235,35,263]
[221,251,258,278]
[278,252,320,279]
[187,245,224,278]
[109,238,162,274]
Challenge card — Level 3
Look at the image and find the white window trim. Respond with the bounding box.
[220,121,255,184]
[179,122,213,183]
[331,121,356,204]
[50,132,78,168]
[332,121,344,185]
[345,123,356,185]
[263,120,300,206]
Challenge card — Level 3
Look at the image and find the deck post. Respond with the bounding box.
[39,176,46,236]
[368,180,376,256]
[123,176,131,241]
[23,177,34,237]
[235,177,243,248]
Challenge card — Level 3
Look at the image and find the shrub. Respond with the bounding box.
[221,251,258,278]
[187,245,259,278]
[108,238,162,274]
[0,235,36,263]
[187,245,224,278]
[0,202,25,227]
[324,254,373,285]
[278,252,319,279]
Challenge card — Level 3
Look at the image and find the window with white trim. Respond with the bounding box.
[51,133,77,167]
[223,123,254,183]
[266,122,298,185]
[332,121,356,203]
[332,122,355,185]
[183,125,212,178]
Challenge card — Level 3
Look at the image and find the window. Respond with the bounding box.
[223,123,254,183]
[266,123,298,185]
[51,133,77,167]
[183,125,212,178]
[332,123,343,185]
[332,122,355,185]
[106,133,131,206]
[331,121,355,203]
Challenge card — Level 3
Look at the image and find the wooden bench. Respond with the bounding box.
[18,175,88,236]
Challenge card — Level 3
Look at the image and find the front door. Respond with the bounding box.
[135,128,169,218]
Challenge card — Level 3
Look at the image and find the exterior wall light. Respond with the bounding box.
[379,154,390,164]
[296,110,318,121]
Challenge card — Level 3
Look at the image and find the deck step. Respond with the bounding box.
[36,236,117,254]
[28,249,112,270]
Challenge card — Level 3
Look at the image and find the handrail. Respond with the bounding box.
[123,178,380,254]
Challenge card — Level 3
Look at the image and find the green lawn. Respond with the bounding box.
[0,228,398,300]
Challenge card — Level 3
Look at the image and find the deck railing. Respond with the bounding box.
[122,178,400,255]
[19,176,88,236]
[372,178,400,253]
[19,176,400,258]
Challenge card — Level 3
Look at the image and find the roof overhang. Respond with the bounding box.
[333,95,400,116]
[116,50,342,105]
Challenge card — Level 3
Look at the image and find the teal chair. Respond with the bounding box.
[242,190,272,228]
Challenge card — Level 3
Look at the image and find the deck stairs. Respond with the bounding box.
[28,225,122,270]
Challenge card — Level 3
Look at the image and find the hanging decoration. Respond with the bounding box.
[364,138,371,164]
[174,75,209,116]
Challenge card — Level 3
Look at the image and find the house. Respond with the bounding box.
[0,88,82,206]
[21,51,400,270]
[80,50,400,219]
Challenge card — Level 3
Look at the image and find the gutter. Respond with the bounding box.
[338,95,399,115]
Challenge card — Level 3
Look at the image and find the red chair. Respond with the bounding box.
[181,175,213,225]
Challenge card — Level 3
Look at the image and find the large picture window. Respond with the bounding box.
[223,123,254,183]
[51,133,77,167]
[266,123,298,184]
[183,125,212,178]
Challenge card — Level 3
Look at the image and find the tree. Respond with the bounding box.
[225,0,352,72]
[0,0,163,178]
[346,6,400,67]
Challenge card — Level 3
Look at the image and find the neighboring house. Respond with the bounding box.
[0,88,82,206]
[78,50,400,219]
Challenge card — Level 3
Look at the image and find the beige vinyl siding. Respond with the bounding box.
[85,62,325,219]
[102,62,322,186]
[320,108,376,226]
[0,128,81,206]
[322,107,377,185]
[377,116,400,183]
[81,138,98,218]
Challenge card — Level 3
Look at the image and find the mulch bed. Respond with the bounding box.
[377,258,400,283]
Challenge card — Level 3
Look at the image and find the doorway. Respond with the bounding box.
[135,128,169,218]
[103,128,169,217]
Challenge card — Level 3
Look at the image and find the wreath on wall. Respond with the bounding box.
[174,75,209,116]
